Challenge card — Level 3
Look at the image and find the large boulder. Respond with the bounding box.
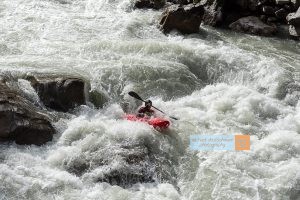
[229,16,277,36]
[159,3,204,34]
[134,0,165,10]
[27,76,88,112]
[0,81,55,145]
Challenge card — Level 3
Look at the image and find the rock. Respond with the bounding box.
[267,16,278,22]
[167,0,189,4]
[27,76,87,112]
[64,141,157,188]
[287,7,300,26]
[263,6,275,15]
[258,0,267,6]
[234,0,249,10]
[200,0,224,26]
[291,0,300,8]
[159,3,204,34]
[229,16,277,36]
[276,0,291,5]
[89,90,108,109]
[260,14,268,22]
[289,24,300,37]
[275,8,288,19]
[248,0,260,12]
[134,0,165,10]
[0,81,55,145]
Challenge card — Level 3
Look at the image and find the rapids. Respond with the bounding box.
[0,0,300,199]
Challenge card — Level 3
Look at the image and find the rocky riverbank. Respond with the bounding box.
[135,0,300,39]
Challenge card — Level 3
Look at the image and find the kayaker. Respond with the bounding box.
[137,100,154,117]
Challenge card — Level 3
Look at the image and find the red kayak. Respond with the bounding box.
[125,114,170,129]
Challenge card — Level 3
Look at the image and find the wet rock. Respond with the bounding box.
[287,7,300,38]
[159,3,204,34]
[27,76,87,112]
[234,0,249,10]
[275,8,288,19]
[89,90,108,109]
[248,0,260,12]
[260,14,268,22]
[287,7,300,26]
[229,16,277,36]
[267,16,278,22]
[200,0,224,26]
[276,0,290,5]
[263,6,275,15]
[134,0,165,10]
[0,81,55,145]
[64,142,156,188]
[291,0,300,8]
[288,24,300,37]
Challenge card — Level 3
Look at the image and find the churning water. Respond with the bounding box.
[0,0,300,199]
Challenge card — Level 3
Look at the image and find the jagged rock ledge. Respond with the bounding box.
[0,75,107,145]
[0,80,55,145]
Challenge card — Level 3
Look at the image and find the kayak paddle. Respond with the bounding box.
[128,91,179,120]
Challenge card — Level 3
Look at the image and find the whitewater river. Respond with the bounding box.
[1,0,300,199]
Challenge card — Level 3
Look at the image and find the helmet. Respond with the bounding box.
[145,100,152,107]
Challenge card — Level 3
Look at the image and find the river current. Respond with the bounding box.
[0,0,300,199]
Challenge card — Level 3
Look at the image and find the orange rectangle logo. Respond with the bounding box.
[235,135,250,150]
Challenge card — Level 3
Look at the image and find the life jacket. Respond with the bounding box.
[138,106,154,116]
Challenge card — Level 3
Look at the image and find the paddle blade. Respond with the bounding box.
[170,116,179,120]
[128,91,145,102]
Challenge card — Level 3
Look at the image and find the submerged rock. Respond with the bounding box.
[63,141,156,187]
[27,76,88,112]
[89,90,108,109]
[229,16,277,36]
[159,3,204,34]
[0,81,55,145]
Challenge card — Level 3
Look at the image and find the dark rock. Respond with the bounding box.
[284,4,292,12]
[27,76,87,112]
[287,7,300,26]
[134,0,165,10]
[275,8,288,18]
[159,3,204,34]
[200,0,224,26]
[291,0,300,8]
[276,0,290,5]
[263,6,275,15]
[248,0,260,12]
[0,81,55,145]
[166,0,190,4]
[260,14,268,22]
[258,0,267,6]
[89,90,108,109]
[234,0,249,10]
[267,16,278,22]
[229,16,277,36]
